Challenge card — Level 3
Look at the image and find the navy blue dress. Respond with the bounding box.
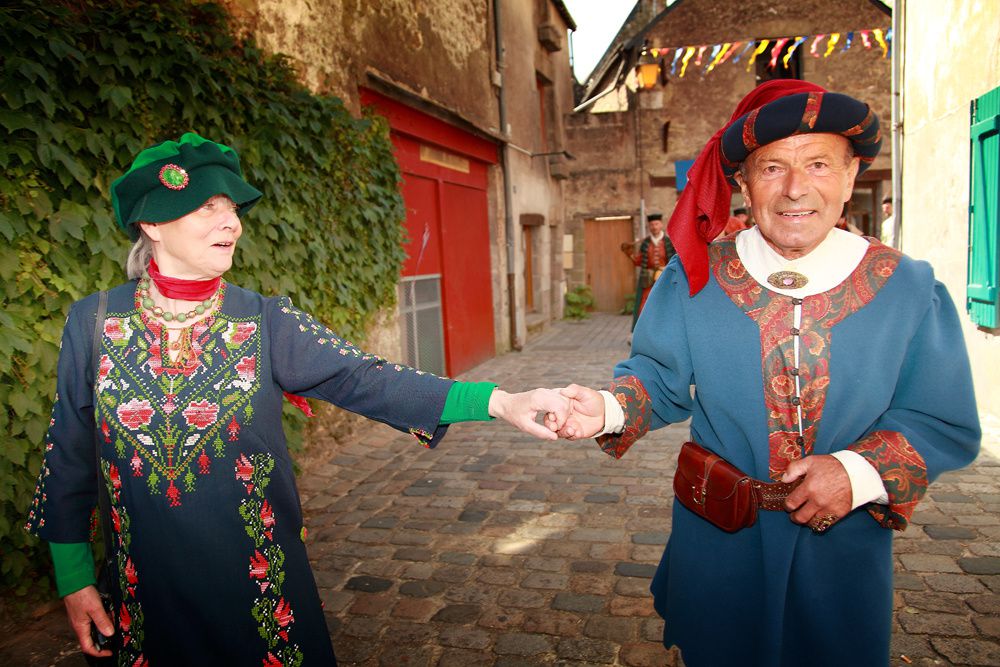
[27,281,453,665]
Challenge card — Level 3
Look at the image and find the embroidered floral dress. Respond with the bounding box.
[597,239,980,667]
[26,281,453,666]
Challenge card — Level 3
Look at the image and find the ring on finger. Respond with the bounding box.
[810,514,837,533]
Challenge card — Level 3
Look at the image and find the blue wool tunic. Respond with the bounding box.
[27,281,453,666]
[607,240,980,667]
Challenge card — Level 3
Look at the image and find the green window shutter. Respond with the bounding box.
[968,85,1000,328]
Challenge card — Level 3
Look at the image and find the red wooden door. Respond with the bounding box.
[440,182,495,372]
[360,89,497,377]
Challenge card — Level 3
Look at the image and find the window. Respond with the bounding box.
[398,275,446,375]
[968,84,1000,328]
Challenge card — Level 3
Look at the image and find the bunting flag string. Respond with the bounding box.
[646,27,892,80]
[769,37,791,69]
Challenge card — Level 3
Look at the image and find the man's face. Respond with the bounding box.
[735,133,859,259]
[882,200,892,218]
[648,218,664,235]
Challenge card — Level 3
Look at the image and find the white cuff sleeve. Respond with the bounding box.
[831,450,889,509]
[596,390,625,437]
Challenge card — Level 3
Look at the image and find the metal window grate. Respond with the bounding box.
[399,275,445,375]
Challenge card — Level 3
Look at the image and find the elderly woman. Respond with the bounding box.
[25,132,567,664]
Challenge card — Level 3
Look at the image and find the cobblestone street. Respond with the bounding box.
[4,313,1000,666]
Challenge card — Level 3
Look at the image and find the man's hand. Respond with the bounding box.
[551,384,606,440]
[63,585,114,658]
[489,388,569,441]
[782,455,853,531]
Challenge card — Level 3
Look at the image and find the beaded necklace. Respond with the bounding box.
[138,273,219,324]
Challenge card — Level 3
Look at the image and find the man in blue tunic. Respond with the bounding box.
[555,80,981,666]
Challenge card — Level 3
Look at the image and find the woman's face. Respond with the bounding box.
[140,195,243,280]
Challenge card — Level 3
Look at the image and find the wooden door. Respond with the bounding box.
[584,217,635,312]
[523,225,535,312]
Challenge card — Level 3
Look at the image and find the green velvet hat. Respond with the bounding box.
[111,132,263,240]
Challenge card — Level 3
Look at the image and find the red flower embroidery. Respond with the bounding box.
[101,418,111,443]
[262,653,283,667]
[260,500,275,540]
[198,450,210,475]
[182,400,219,429]
[117,399,154,430]
[163,393,177,415]
[146,341,164,376]
[130,452,143,477]
[104,319,125,341]
[229,322,257,346]
[109,464,121,492]
[111,507,121,534]
[166,480,181,507]
[228,415,240,442]
[119,601,131,633]
[125,557,138,585]
[249,550,269,591]
[274,597,294,640]
[98,355,112,383]
[236,355,256,383]
[235,454,255,494]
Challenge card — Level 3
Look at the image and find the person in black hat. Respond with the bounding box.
[621,212,675,331]
[717,206,750,239]
[550,80,979,666]
[25,132,570,664]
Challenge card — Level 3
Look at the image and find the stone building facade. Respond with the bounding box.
[563,0,893,313]
[897,0,1000,422]
[222,0,576,374]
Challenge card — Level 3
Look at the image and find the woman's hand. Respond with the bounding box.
[63,585,114,658]
[488,388,570,440]
[555,384,607,440]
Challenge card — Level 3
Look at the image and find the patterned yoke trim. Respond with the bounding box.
[596,376,652,459]
[710,238,901,481]
[850,430,928,531]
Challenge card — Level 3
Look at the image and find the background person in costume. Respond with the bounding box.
[620,212,675,330]
[717,206,750,238]
[550,81,980,665]
[25,132,570,664]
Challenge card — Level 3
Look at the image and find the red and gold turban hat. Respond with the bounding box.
[667,80,881,295]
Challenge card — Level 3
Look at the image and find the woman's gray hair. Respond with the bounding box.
[125,230,153,280]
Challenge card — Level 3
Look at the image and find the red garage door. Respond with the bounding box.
[360,89,497,377]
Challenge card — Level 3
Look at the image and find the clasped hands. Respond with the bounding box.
[491,384,853,531]
[487,384,606,442]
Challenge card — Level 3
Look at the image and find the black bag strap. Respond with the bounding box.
[91,291,115,573]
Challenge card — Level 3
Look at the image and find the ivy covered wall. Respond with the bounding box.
[0,0,407,596]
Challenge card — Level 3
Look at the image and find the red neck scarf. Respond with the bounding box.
[148,258,221,300]
[667,79,826,295]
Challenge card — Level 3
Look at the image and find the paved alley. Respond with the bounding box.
[4,313,1000,666]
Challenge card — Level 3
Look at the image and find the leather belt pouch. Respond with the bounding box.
[674,442,756,532]
[673,442,801,533]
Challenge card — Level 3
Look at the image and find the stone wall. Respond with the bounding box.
[564,0,893,289]
[222,1,576,357]
[901,0,1000,421]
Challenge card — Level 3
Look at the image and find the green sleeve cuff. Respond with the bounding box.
[49,542,96,598]
[440,381,497,424]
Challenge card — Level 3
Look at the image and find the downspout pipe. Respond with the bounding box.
[891,1,903,247]
[493,0,521,350]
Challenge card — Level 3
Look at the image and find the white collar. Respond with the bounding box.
[734,226,869,297]
[650,231,665,242]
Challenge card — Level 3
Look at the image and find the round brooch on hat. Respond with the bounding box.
[158,163,189,190]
